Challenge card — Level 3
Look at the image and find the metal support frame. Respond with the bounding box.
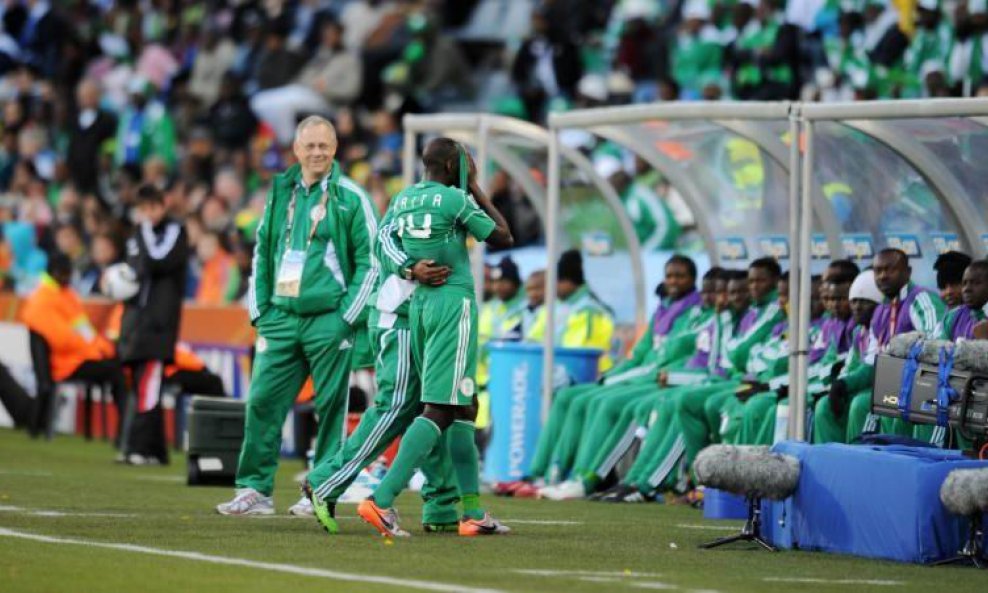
[788,97,988,440]
[793,119,814,442]
[786,106,803,439]
[401,99,988,441]
[839,120,987,258]
[544,128,560,420]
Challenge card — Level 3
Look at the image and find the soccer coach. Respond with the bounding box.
[218,116,378,515]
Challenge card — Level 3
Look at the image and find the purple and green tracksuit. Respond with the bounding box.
[526,290,707,483]
[815,282,944,444]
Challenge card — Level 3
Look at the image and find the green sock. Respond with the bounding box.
[448,420,484,520]
[373,417,442,509]
[461,493,481,516]
[582,472,600,492]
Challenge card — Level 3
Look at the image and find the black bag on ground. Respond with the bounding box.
[186,396,245,486]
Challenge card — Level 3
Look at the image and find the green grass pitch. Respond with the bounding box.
[0,428,984,593]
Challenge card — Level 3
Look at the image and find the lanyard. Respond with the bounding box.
[884,298,899,348]
[283,183,331,252]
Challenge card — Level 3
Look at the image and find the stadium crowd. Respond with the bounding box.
[0,1,983,300]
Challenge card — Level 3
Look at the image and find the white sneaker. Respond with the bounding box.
[539,479,587,501]
[216,488,275,515]
[338,468,380,504]
[288,495,314,516]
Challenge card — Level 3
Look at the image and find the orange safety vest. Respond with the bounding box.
[196,250,238,306]
[21,275,114,381]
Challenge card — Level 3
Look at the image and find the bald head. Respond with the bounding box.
[423,137,464,187]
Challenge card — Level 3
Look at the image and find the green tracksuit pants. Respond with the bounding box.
[539,376,656,482]
[236,307,353,496]
[527,382,600,479]
[621,387,685,490]
[812,390,898,444]
[738,391,779,445]
[633,383,737,491]
[307,322,457,523]
[582,388,661,481]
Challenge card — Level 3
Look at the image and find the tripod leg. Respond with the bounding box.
[930,556,965,567]
[701,533,748,549]
[753,536,778,552]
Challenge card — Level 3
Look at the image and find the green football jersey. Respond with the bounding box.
[381,180,496,295]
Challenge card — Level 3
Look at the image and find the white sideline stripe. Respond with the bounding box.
[0,470,53,476]
[675,523,740,532]
[578,576,678,589]
[764,577,904,586]
[514,570,664,578]
[133,476,185,483]
[0,505,134,518]
[0,527,506,593]
[627,583,677,590]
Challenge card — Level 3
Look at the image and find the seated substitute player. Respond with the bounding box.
[532,259,715,500]
[812,269,884,444]
[861,248,945,439]
[933,251,972,310]
[940,259,988,341]
[622,260,784,500]
[595,269,749,503]
[357,138,514,537]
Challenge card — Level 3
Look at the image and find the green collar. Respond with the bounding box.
[755,289,778,307]
[288,160,342,192]
[562,285,589,303]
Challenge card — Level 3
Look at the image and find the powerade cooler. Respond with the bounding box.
[186,396,246,486]
[484,342,602,483]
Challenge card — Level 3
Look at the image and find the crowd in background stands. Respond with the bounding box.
[0,0,984,306]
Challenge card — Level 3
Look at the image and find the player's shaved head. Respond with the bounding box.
[873,248,911,299]
[423,137,463,186]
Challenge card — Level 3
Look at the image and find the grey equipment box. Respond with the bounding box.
[186,396,245,486]
[872,353,988,436]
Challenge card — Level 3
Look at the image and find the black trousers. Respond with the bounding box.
[125,361,168,464]
[0,362,32,428]
[31,359,129,439]
[67,359,129,419]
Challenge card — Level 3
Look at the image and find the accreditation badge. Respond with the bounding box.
[310,204,326,225]
[275,249,306,298]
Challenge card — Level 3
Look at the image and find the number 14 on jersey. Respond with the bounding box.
[397,214,432,239]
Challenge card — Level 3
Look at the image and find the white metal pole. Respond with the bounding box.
[793,120,815,442]
[542,127,561,423]
[786,107,802,439]
[473,117,491,305]
[402,127,416,187]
